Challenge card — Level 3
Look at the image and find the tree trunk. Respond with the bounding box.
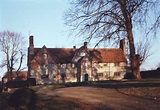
[16,52,24,80]
[127,28,141,79]
[120,2,141,79]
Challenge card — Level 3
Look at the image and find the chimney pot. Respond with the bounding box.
[84,42,87,48]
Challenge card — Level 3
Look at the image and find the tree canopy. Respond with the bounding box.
[65,0,160,79]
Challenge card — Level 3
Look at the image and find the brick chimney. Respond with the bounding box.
[120,39,126,57]
[29,36,34,55]
[29,35,34,47]
[28,36,34,78]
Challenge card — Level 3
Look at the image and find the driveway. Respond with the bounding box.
[37,82,160,110]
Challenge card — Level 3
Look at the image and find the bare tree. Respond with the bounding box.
[65,0,160,79]
[135,38,152,66]
[0,30,26,80]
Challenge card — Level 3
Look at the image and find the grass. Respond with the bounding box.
[31,82,89,92]
[31,84,66,91]
[117,86,160,101]
[115,79,160,101]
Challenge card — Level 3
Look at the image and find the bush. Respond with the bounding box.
[141,69,160,79]
[9,88,37,110]
[27,78,36,86]
[124,72,134,79]
[5,80,28,88]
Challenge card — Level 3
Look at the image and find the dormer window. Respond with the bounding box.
[80,52,86,56]
[43,53,48,59]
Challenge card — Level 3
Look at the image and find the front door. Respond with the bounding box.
[84,74,88,81]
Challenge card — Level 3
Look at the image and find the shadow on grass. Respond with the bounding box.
[0,88,37,110]
[37,95,82,110]
[9,88,37,110]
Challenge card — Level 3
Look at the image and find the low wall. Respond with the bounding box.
[141,68,160,79]
[124,68,160,79]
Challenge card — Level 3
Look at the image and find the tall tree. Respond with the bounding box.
[65,0,160,79]
[0,30,26,80]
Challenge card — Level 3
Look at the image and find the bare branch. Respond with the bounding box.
[0,30,26,80]
[136,38,152,65]
[65,0,160,79]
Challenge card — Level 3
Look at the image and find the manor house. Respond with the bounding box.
[27,36,127,84]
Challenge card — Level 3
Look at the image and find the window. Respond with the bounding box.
[41,75,48,79]
[85,62,88,67]
[80,52,86,56]
[72,63,75,68]
[114,72,120,76]
[61,64,66,68]
[104,63,108,66]
[60,64,66,74]
[43,53,48,59]
[114,63,119,66]
[98,73,103,77]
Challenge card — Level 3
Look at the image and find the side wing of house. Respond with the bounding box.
[29,46,60,84]
[91,49,127,80]
[72,42,127,82]
[92,62,127,80]
[28,36,78,84]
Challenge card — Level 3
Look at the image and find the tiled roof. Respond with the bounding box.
[90,48,127,63]
[3,71,27,79]
[29,47,127,63]
[47,48,76,63]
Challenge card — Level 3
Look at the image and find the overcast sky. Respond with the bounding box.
[0,0,160,77]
